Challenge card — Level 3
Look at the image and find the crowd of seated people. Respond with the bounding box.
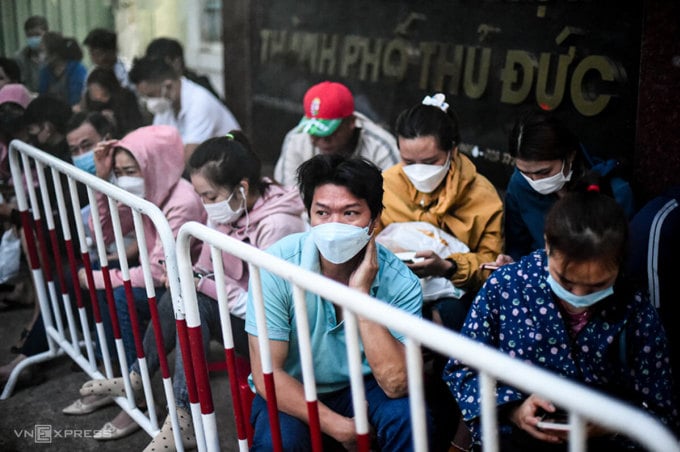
[0,16,677,451]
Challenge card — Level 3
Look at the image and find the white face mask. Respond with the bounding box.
[116,176,145,198]
[521,161,572,195]
[144,96,172,115]
[402,154,451,193]
[311,222,371,264]
[203,188,244,225]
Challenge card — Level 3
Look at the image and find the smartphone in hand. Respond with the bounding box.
[536,409,570,431]
[395,251,424,264]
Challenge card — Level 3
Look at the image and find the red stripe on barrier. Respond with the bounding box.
[49,229,68,293]
[188,324,214,414]
[263,372,283,452]
[306,399,323,452]
[224,348,248,441]
[34,218,53,281]
[176,319,198,404]
[65,241,84,308]
[19,211,40,269]
[81,253,102,322]
[123,280,146,360]
[101,266,121,338]
[148,296,170,379]
[357,433,371,452]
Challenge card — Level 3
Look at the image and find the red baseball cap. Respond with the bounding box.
[297,81,354,137]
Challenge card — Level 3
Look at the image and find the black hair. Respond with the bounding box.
[83,28,117,51]
[296,154,383,220]
[66,111,117,138]
[0,57,21,83]
[544,172,627,271]
[23,95,72,134]
[24,16,48,32]
[0,102,26,143]
[86,67,122,94]
[145,37,184,61]
[187,131,268,195]
[508,111,581,161]
[129,56,177,84]
[395,95,461,151]
[42,32,83,61]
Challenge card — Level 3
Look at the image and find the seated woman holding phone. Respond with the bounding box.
[443,176,679,451]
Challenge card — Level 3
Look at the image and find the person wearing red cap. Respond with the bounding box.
[274,80,399,186]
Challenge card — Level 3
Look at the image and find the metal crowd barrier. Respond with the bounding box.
[3,140,187,450]
[176,221,680,452]
[3,140,679,452]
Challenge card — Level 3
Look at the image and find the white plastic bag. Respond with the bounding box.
[376,222,469,300]
[0,228,22,284]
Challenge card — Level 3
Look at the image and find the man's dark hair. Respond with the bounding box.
[297,154,383,220]
[66,111,117,138]
[0,57,21,83]
[129,56,178,84]
[23,95,72,134]
[24,16,48,32]
[145,37,184,62]
[83,28,117,51]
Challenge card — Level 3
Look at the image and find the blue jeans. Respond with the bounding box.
[129,291,247,410]
[250,377,432,451]
[97,285,165,366]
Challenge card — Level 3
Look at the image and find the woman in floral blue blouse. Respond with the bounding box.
[443,179,678,451]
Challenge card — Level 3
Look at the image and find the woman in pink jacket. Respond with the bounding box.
[65,125,205,417]
[78,132,307,448]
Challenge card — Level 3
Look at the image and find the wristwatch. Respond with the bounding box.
[443,258,457,279]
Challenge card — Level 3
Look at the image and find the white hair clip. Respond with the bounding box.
[422,93,449,112]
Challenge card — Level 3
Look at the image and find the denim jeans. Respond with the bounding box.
[250,376,432,451]
[97,285,164,366]
[129,290,247,409]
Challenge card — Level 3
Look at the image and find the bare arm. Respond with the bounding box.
[349,238,408,398]
[248,335,357,446]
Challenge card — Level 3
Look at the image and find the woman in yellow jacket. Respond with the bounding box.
[379,93,503,331]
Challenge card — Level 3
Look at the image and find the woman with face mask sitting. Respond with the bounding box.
[64,125,206,428]
[379,93,504,332]
[76,131,306,449]
[443,176,679,451]
[500,111,635,264]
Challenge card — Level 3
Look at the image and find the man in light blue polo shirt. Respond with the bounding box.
[245,154,429,451]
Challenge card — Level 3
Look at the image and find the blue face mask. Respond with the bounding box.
[546,273,614,308]
[72,150,97,175]
[27,36,42,50]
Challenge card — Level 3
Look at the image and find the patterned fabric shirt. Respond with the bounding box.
[443,249,679,442]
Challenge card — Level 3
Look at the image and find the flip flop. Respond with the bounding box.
[62,395,114,415]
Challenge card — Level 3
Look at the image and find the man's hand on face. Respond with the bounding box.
[349,236,378,293]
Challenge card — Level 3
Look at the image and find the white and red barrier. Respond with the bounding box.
[4,140,679,452]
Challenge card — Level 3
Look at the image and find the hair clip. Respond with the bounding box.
[225,133,234,140]
[422,93,449,113]
[586,184,600,193]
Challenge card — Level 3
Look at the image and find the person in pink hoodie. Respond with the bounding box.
[78,131,307,448]
[65,125,206,421]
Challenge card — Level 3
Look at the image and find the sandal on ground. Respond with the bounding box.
[93,420,141,440]
[62,395,114,415]
[80,371,143,400]
[143,407,197,452]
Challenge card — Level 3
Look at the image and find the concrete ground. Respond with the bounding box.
[0,297,241,451]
